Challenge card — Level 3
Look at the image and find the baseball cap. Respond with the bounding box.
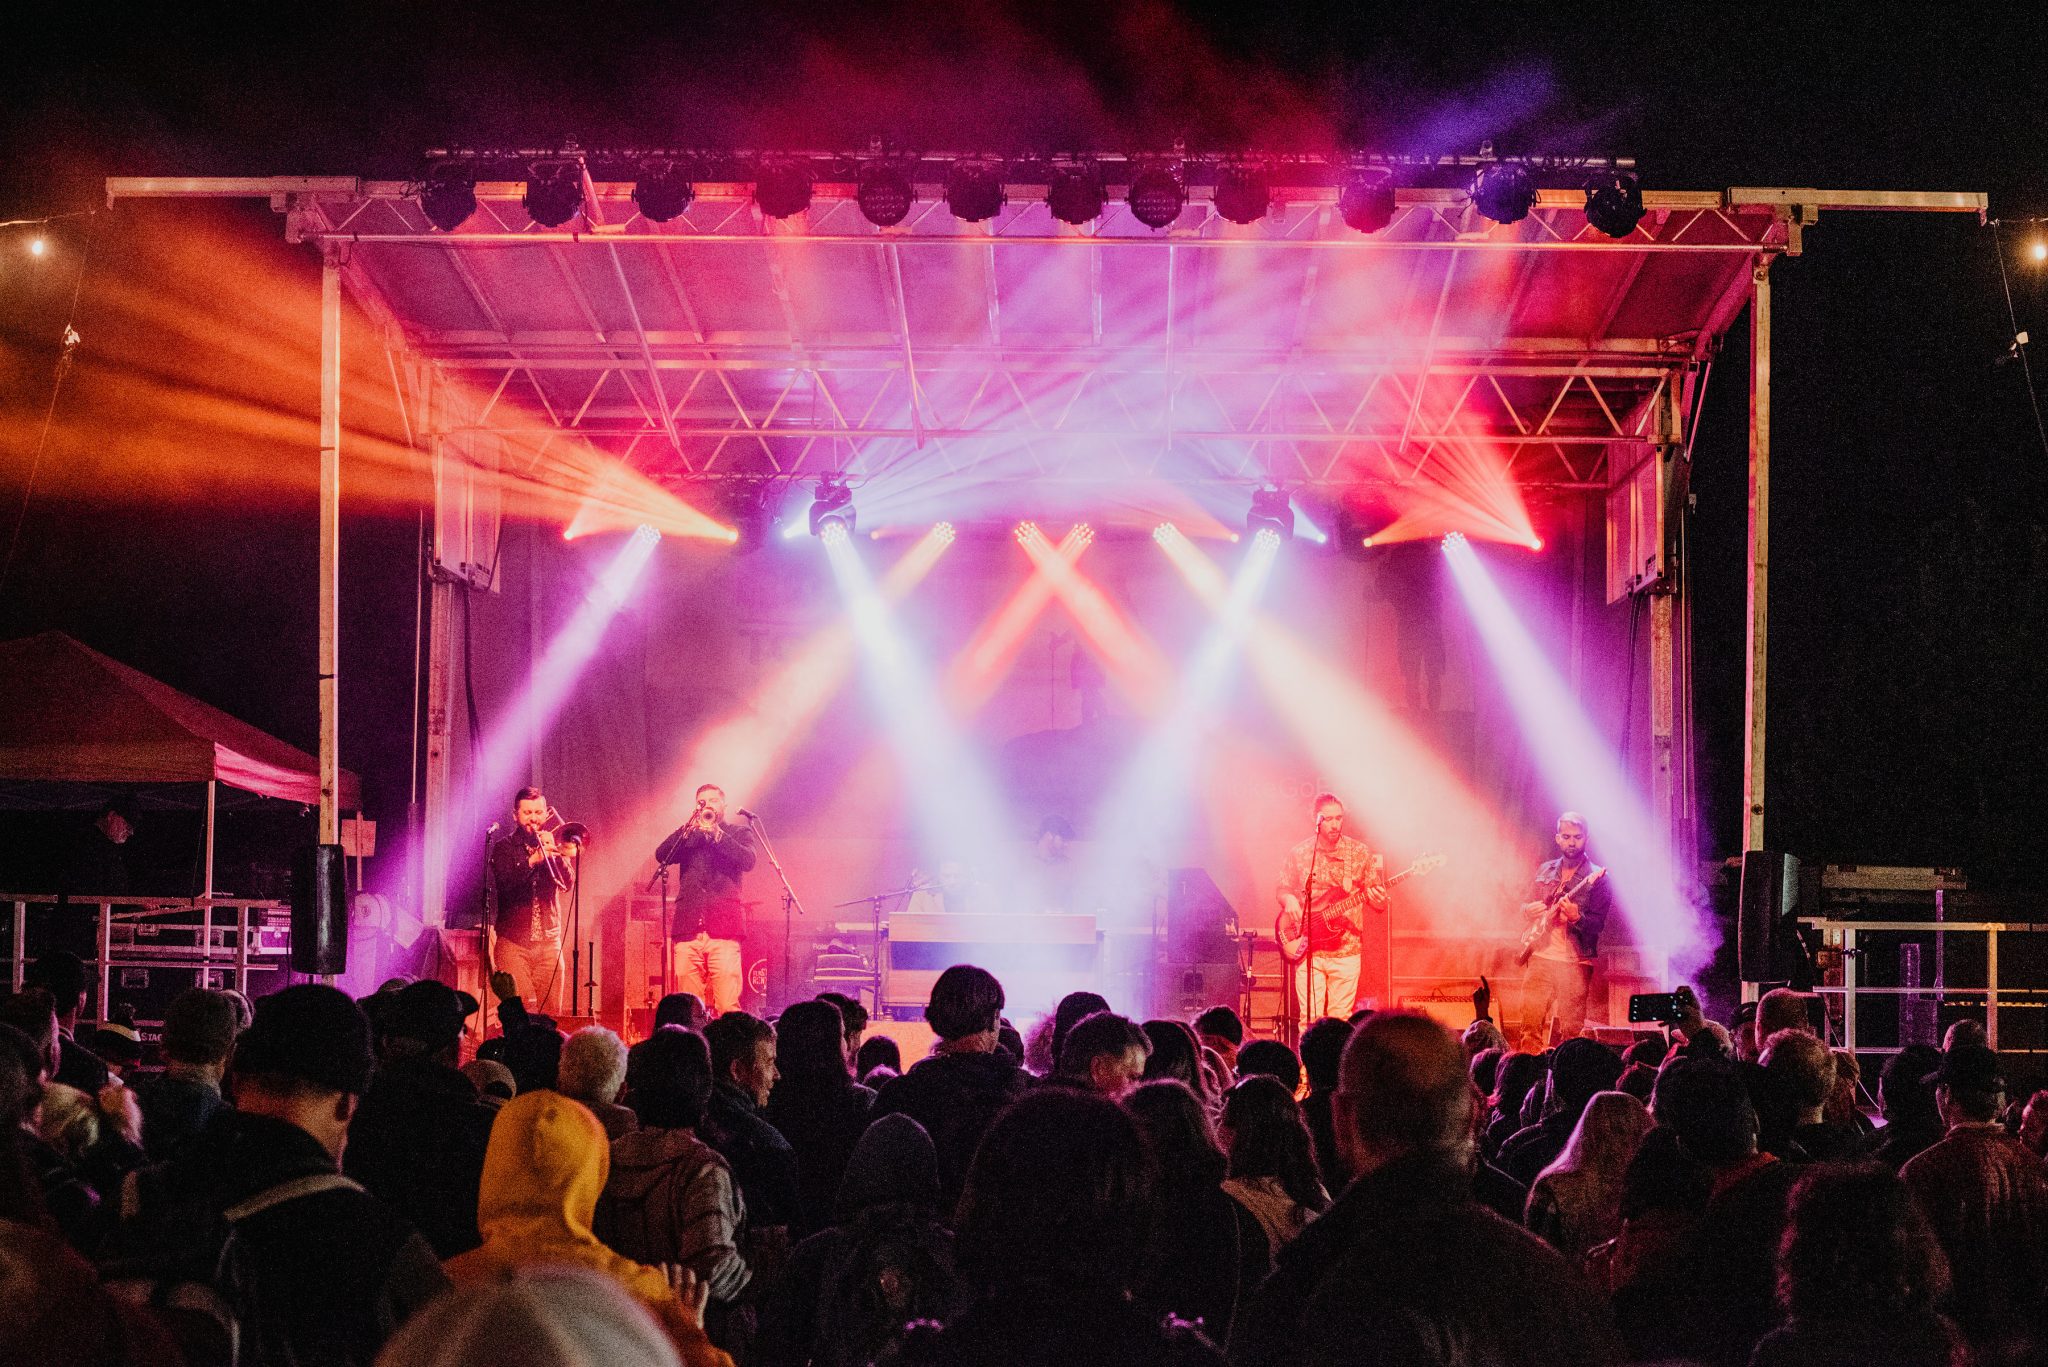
[1924,1042,2006,1095]
[230,985,375,1095]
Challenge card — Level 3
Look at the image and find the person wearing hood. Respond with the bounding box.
[872,966,1030,1210]
[344,980,498,1257]
[446,1087,733,1367]
[755,1112,966,1367]
[597,1028,750,1333]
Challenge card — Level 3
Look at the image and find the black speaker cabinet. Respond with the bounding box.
[1737,849,1801,984]
[290,843,349,975]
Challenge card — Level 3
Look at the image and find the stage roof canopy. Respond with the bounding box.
[109,171,1983,500]
[0,631,360,808]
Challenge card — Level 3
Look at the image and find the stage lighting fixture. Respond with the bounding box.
[1014,521,1039,543]
[857,164,915,227]
[1246,487,1295,542]
[1073,523,1095,547]
[755,162,814,219]
[632,163,695,223]
[1337,168,1397,234]
[418,170,478,232]
[1127,166,1187,230]
[934,521,957,544]
[1583,172,1646,238]
[1470,163,1537,225]
[522,164,585,228]
[726,484,782,553]
[1047,167,1106,225]
[1442,531,1468,550]
[1152,523,1176,543]
[945,163,1006,223]
[808,482,855,537]
[1212,164,1272,225]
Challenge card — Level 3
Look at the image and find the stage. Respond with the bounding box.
[89,165,1985,1035]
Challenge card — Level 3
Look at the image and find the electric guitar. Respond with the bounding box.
[1514,865,1606,966]
[1276,854,1446,965]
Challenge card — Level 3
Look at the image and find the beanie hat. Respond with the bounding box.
[230,985,375,1095]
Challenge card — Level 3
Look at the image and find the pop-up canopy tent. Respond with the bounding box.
[0,631,359,892]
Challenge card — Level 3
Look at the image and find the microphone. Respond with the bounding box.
[737,808,758,821]
[487,821,501,835]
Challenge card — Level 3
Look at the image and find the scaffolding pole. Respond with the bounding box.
[1742,262,1771,854]
[319,249,342,847]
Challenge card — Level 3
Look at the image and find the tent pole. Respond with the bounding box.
[203,779,216,897]
[319,248,342,850]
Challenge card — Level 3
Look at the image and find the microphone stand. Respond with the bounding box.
[652,862,672,1009]
[1293,824,1322,1049]
[481,827,500,985]
[744,811,807,1012]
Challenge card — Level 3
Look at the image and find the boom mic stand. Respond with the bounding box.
[742,811,808,1012]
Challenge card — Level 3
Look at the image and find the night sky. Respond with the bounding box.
[2,3,2045,887]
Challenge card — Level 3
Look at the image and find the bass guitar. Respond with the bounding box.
[1277,854,1446,965]
[1514,865,1606,967]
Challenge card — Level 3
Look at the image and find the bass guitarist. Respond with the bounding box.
[1276,792,1387,1028]
[1518,811,1611,1046]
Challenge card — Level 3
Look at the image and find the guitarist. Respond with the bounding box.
[1519,812,1611,1046]
[1276,793,1388,1028]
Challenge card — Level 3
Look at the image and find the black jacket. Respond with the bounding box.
[133,1073,224,1162]
[110,1108,448,1367]
[1138,1175,1271,1352]
[489,831,564,945]
[1230,1152,1621,1367]
[765,1072,877,1236]
[704,1082,802,1232]
[656,820,758,940]
[872,1049,1031,1211]
[342,1054,498,1257]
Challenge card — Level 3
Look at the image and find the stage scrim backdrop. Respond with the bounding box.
[437,496,1654,1025]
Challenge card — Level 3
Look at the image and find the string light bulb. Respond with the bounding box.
[29,236,46,257]
[2032,239,2047,263]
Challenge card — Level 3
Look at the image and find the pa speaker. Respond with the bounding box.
[290,843,349,975]
[1166,867,1238,964]
[1737,849,1800,983]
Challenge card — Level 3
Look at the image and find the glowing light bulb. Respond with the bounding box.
[2033,239,2048,263]
[28,237,46,257]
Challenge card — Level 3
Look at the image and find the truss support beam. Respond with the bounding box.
[1743,261,1771,854]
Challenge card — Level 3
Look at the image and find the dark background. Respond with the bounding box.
[1,2,2044,894]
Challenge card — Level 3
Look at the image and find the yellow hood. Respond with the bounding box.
[449,1090,669,1310]
[475,1089,610,1243]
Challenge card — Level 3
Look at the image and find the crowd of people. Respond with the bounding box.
[7,953,2048,1367]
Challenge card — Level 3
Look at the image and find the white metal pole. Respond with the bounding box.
[203,778,216,897]
[319,249,342,848]
[1741,262,1770,855]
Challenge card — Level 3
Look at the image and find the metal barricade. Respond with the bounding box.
[1802,916,2048,1056]
[3,893,293,1022]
